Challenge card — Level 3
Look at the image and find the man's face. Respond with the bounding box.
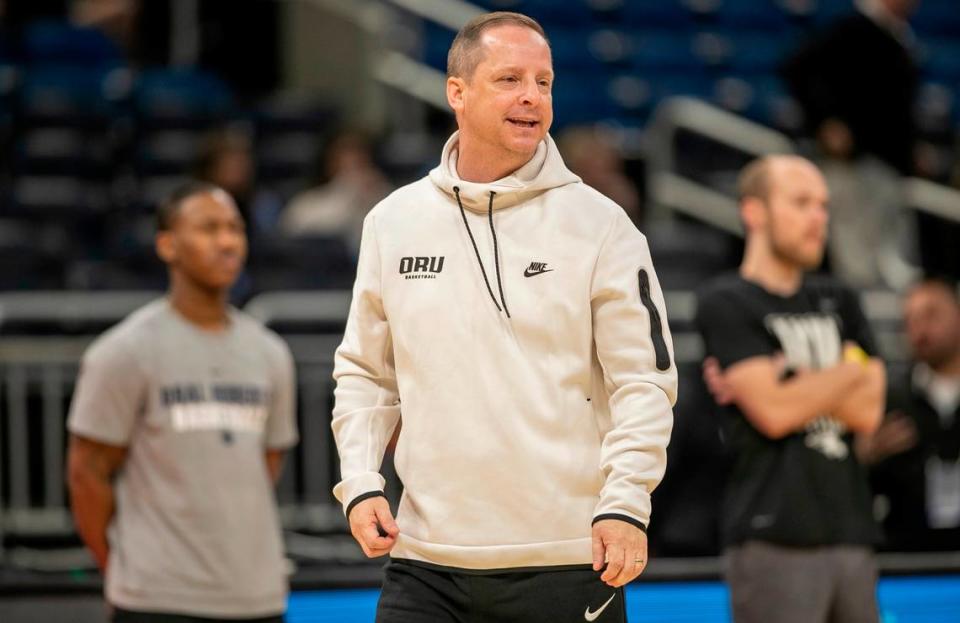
[158,190,247,292]
[449,24,554,162]
[904,283,960,368]
[764,161,830,271]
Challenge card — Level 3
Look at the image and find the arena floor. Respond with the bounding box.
[286,576,960,623]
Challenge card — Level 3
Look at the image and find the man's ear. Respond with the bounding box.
[740,197,766,233]
[155,231,176,264]
[447,76,465,114]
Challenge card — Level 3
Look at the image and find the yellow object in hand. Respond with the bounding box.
[843,344,870,366]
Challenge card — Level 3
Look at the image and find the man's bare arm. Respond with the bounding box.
[66,434,127,572]
[833,359,886,435]
[265,450,286,485]
[724,356,867,439]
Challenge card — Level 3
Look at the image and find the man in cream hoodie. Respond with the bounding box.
[332,11,676,622]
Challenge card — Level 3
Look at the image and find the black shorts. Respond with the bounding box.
[112,607,284,623]
[376,559,627,623]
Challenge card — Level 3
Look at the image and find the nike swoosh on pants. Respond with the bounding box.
[584,592,616,621]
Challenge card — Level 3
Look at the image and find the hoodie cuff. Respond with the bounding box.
[333,471,387,515]
[345,491,387,520]
[592,513,648,533]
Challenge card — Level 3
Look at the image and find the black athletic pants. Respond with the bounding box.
[376,559,627,623]
[112,608,284,623]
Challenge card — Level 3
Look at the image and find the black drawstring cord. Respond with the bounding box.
[454,186,502,313]
[486,191,511,318]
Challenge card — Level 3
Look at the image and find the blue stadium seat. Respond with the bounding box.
[19,64,132,122]
[920,39,960,82]
[134,68,234,125]
[916,81,960,138]
[714,0,793,30]
[631,32,704,71]
[23,20,124,66]
[915,82,956,136]
[474,0,596,25]
[912,0,960,37]
[13,127,112,177]
[11,175,111,216]
[481,0,595,26]
[551,30,607,69]
[135,129,202,175]
[713,74,798,129]
[690,31,733,67]
[586,29,633,66]
[608,74,656,114]
[725,32,796,73]
[713,75,758,115]
[620,0,694,29]
[551,73,619,126]
[649,71,714,102]
[422,22,454,73]
[811,0,854,27]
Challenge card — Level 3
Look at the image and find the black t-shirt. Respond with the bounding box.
[695,273,881,548]
[780,12,918,175]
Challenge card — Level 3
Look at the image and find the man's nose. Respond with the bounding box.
[519,79,541,106]
[814,204,829,228]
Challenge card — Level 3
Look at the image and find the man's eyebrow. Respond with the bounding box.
[490,64,553,75]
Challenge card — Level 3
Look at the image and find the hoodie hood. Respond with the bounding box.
[429,131,581,213]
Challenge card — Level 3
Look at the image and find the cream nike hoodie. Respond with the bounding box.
[332,132,676,571]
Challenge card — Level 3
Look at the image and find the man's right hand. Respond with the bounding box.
[348,496,400,558]
[854,411,918,466]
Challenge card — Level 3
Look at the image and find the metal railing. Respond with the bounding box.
[0,288,913,578]
[644,96,960,289]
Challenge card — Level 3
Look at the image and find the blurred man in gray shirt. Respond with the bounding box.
[67,182,298,622]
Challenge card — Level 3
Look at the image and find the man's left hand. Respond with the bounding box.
[592,519,648,587]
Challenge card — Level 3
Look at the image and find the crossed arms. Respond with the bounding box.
[707,346,886,439]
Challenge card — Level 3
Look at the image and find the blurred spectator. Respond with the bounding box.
[858,277,960,551]
[192,126,283,239]
[557,126,642,226]
[71,0,140,53]
[280,129,392,252]
[818,157,907,288]
[781,0,920,175]
[781,0,923,289]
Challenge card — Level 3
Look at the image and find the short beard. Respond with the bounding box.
[769,235,821,272]
[923,342,960,371]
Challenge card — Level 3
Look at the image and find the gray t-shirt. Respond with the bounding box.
[68,299,298,618]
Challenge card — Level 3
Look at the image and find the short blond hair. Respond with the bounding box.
[737,154,819,202]
[447,11,549,80]
[737,156,775,202]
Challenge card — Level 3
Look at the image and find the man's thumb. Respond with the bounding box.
[375,503,399,536]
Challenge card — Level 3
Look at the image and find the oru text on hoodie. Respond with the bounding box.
[331,133,677,571]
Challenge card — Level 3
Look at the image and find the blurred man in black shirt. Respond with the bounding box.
[697,155,886,623]
[858,277,960,551]
[781,0,920,175]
